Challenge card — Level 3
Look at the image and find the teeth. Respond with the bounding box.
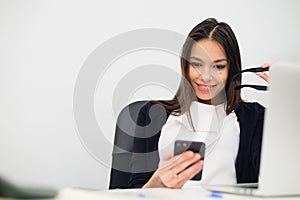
[200,85,212,88]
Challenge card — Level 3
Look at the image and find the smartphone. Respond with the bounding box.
[174,140,205,180]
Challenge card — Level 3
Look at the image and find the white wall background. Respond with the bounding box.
[0,0,299,190]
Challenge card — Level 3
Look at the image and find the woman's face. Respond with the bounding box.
[188,39,229,104]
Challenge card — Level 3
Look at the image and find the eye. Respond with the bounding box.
[190,62,202,68]
[213,65,226,70]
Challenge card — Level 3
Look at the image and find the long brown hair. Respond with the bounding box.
[156,18,242,125]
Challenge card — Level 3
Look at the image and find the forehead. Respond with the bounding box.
[190,39,227,62]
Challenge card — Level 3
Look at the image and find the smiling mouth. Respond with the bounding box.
[195,83,217,92]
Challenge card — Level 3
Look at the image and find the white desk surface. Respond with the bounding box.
[55,187,300,200]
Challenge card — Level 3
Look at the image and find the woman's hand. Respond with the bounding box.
[256,63,271,83]
[142,151,203,189]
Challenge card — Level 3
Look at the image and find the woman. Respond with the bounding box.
[128,18,270,189]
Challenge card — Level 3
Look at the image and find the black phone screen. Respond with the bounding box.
[174,140,205,180]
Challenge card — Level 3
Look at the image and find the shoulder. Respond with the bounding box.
[234,102,265,125]
[235,101,265,116]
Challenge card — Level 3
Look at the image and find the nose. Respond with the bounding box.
[200,67,213,83]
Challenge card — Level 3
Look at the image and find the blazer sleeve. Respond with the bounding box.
[235,102,265,183]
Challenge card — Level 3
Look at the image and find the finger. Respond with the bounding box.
[157,152,200,188]
[159,151,188,168]
[158,159,204,189]
[261,63,271,68]
[165,160,204,189]
[162,153,173,161]
[172,153,200,175]
[256,72,269,83]
[176,160,204,185]
[166,151,194,170]
[159,152,174,168]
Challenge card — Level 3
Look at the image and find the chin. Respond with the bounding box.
[196,93,215,100]
[197,97,212,101]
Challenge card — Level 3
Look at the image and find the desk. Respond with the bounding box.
[55,187,300,200]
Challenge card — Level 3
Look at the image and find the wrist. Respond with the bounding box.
[142,173,166,188]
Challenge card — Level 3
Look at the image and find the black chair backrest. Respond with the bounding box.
[109,100,171,189]
[109,101,148,189]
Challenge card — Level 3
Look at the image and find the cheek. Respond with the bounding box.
[218,71,229,86]
[188,66,196,80]
[222,72,228,84]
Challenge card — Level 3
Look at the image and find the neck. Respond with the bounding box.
[197,98,213,105]
[197,93,226,105]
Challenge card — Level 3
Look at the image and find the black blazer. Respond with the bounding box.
[128,101,265,188]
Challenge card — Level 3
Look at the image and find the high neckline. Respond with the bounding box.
[192,101,226,110]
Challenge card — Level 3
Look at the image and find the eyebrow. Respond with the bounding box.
[189,56,227,63]
[189,56,204,62]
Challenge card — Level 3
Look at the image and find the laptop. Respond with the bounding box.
[203,62,300,197]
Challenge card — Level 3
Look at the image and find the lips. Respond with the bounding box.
[195,83,217,93]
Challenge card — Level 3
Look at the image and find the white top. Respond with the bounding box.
[158,101,240,187]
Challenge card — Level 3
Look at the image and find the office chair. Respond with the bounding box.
[109,101,147,189]
[109,100,169,189]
